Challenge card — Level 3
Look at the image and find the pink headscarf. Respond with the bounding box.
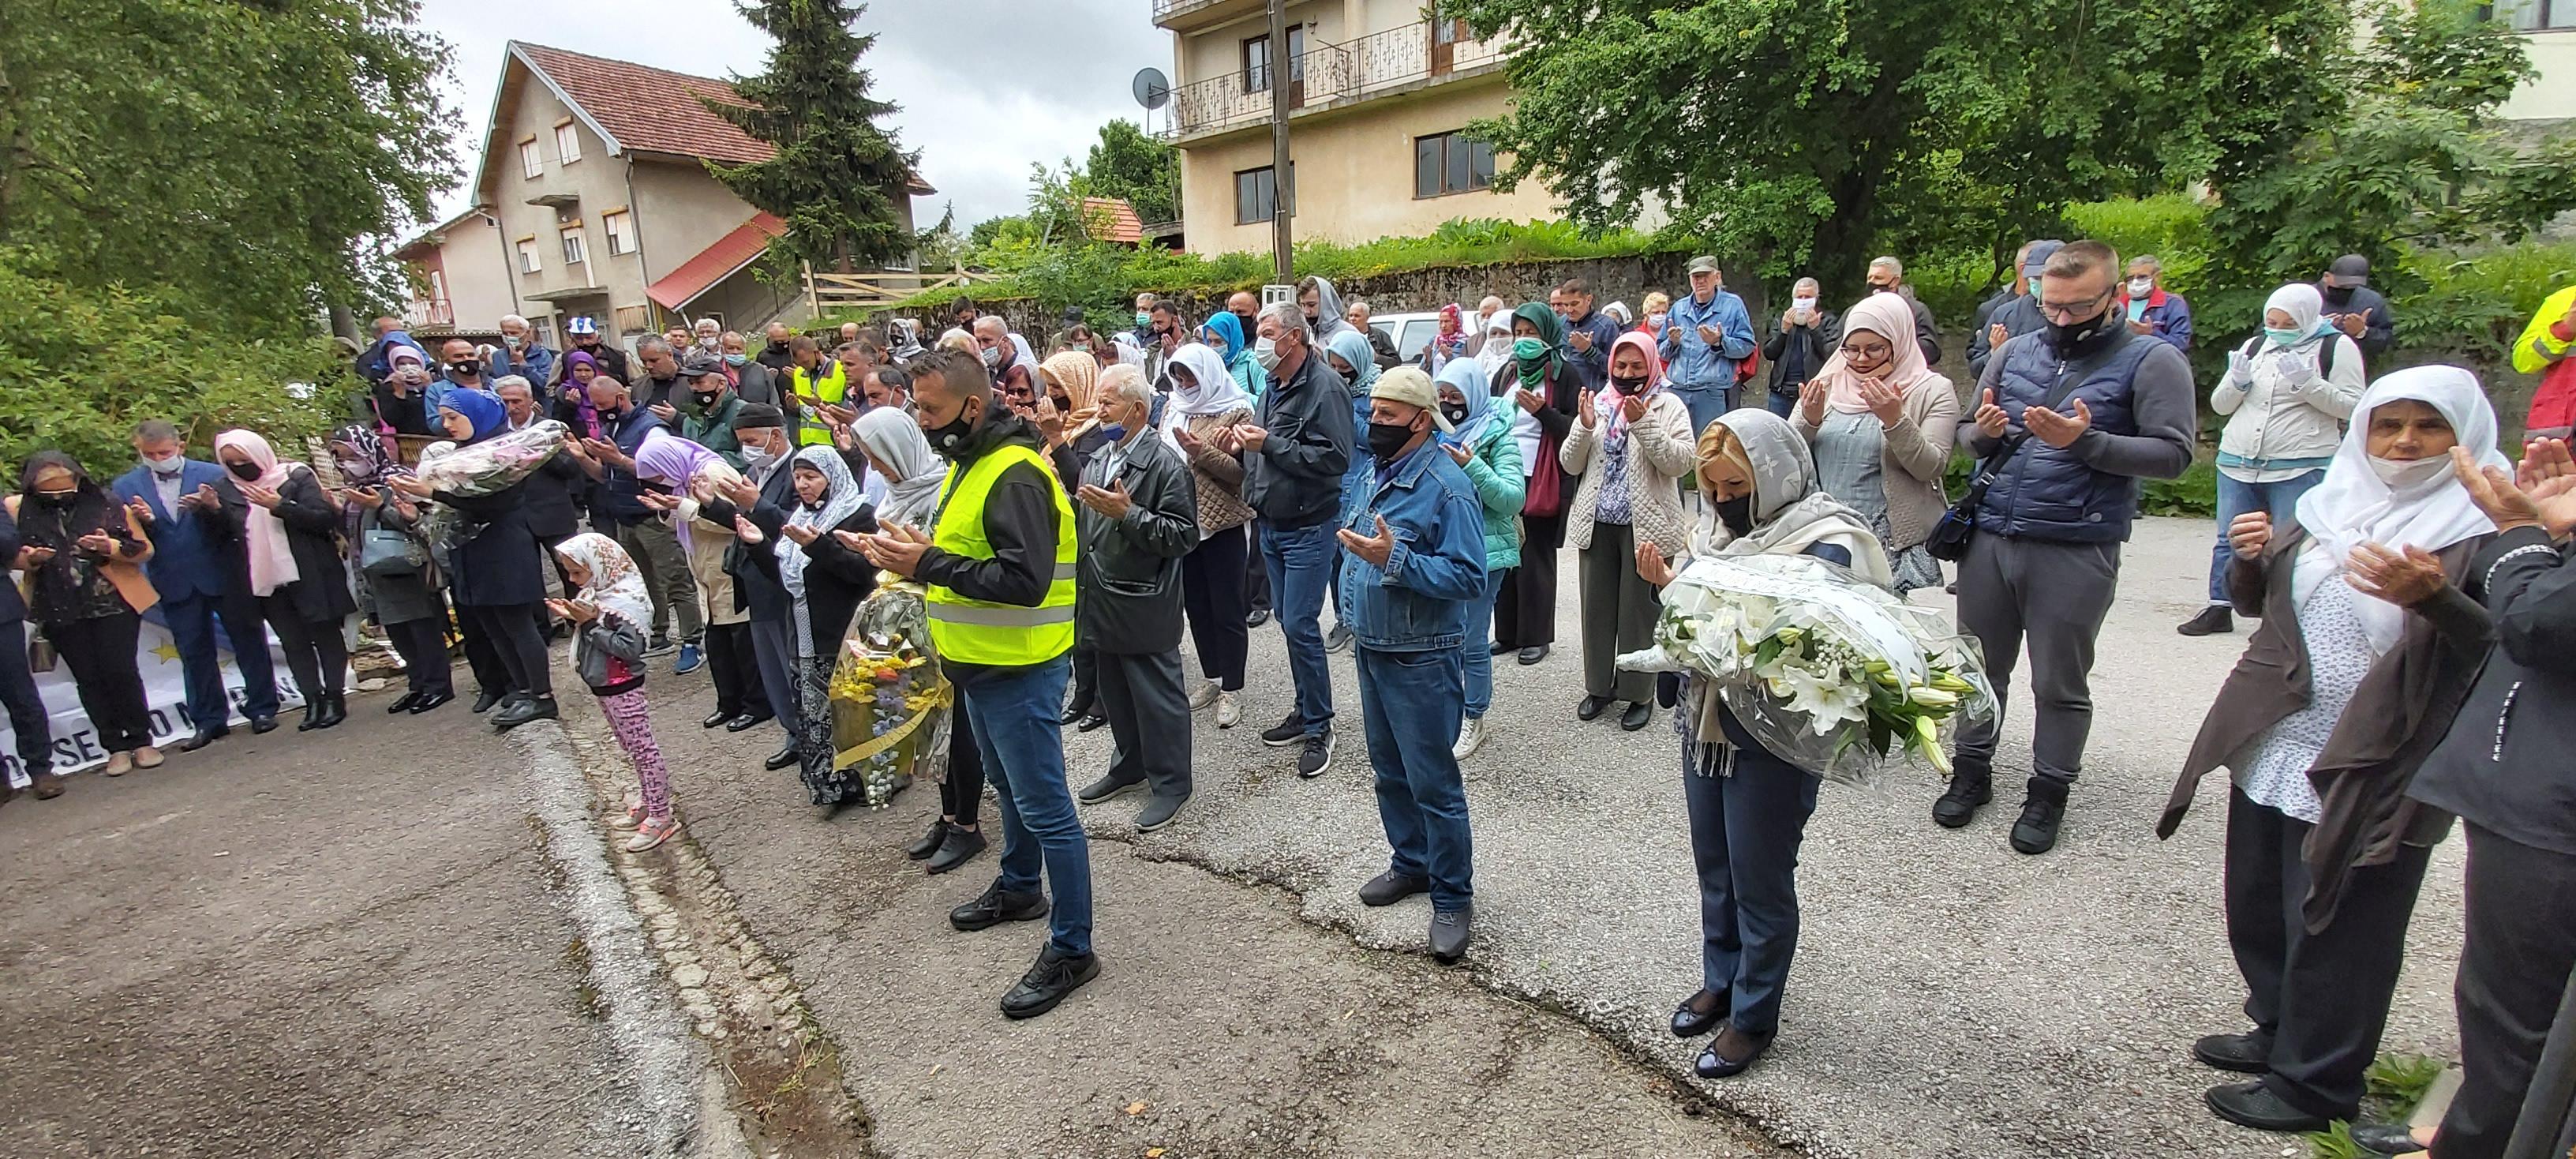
[213,429,302,596]
[1602,331,1667,442]
[1808,293,1934,414]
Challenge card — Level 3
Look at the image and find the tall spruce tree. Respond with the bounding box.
[705,0,917,272]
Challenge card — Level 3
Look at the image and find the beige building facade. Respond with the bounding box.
[2499,3,2576,125]
[1156,0,1556,256]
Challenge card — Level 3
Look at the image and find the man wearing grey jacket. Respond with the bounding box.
[1071,366,1203,833]
[1939,240,2196,855]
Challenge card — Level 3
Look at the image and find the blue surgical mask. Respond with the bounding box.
[2263,327,2305,347]
[2027,276,2042,296]
[1134,311,1151,328]
[144,456,185,478]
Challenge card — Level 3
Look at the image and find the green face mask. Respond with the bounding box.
[2263,327,2305,347]
[1512,336,1549,387]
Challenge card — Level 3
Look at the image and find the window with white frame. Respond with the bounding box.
[519,137,541,179]
[516,238,541,273]
[603,210,635,256]
[554,121,581,165]
[560,225,586,266]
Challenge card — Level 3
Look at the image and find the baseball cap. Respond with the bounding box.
[1687,256,1722,276]
[1370,366,1452,433]
[2327,254,2370,286]
[680,350,727,379]
[567,316,598,336]
[2022,240,2065,276]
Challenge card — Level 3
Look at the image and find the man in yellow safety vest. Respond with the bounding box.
[854,347,1095,1021]
[784,335,848,447]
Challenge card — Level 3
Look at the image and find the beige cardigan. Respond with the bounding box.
[1789,375,1960,551]
[1560,390,1696,557]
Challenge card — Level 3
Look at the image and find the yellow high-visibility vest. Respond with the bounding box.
[924,442,1076,666]
[791,362,848,446]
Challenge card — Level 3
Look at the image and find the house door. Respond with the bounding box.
[1429,12,1466,76]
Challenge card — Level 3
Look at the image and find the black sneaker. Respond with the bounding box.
[1077,774,1144,805]
[1358,868,1429,906]
[1260,712,1308,747]
[1325,623,1353,654]
[1297,728,1335,778]
[644,634,677,658]
[1932,764,1993,829]
[2190,1030,2273,1075]
[949,879,1048,931]
[2177,606,2234,636]
[1135,793,1189,833]
[925,827,987,875]
[999,945,1100,1020]
[2010,778,2069,855]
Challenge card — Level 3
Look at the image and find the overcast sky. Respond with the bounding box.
[415,0,1169,231]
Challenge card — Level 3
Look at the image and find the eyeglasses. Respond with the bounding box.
[2035,289,2112,322]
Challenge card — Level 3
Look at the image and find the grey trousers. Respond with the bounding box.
[1096,647,1192,798]
[615,517,702,643]
[1578,521,1657,704]
[1951,533,2121,786]
[748,616,801,738]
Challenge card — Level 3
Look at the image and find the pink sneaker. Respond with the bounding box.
[608,801,646,831]
[624,816,680,853]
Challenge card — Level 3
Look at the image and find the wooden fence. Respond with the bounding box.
[803,267,992,315]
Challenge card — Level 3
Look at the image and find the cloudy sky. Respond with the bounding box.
[415,0,1169,230]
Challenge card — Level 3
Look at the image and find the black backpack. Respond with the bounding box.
[2240,334,2338,378]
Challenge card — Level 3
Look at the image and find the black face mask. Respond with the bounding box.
[1366,419,1417,460]
[1050,394,1072,414]
[1717,495,1753,538]
[2042,306,2119,355]
[1440,400,1469,426]
[2322,284,2357,307]
[692,390,722,409]
[639,480,675,497]
[450,360,481,378]
[926,399,982,457]
[1608,374,1648,395]
[227,461,264,482]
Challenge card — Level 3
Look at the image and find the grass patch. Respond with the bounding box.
[2303,1052,2447,1157]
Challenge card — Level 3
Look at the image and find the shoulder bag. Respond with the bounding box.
[1925,372,2086,563]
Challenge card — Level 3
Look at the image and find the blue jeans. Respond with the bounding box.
[957,655,1092,958]
[1262,519,1337,734]
[1685,743,1822,1036]
[1669,384,1734,439]
[2209,471,2326,602]
[1357,645,1473,910]
[1460,566,1506,719]
[1762,390,1798,419]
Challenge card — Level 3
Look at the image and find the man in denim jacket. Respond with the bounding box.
[1335,366,1492,965]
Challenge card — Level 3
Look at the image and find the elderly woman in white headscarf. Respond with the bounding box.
[2159,366,2503,1135]
[1159,342,1259,729]
[739,444,884,812]
[1632,407,1885,1083]
[2184,283,2368,636]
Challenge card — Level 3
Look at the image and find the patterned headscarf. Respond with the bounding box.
[553,531,653,632]
[779,444,867,602]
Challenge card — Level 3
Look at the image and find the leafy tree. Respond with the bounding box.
[912,201,970,271]
[0,0,455,335]
[1074,119,1178,226]
[1446,0,2310,297]
[707,0,919,272]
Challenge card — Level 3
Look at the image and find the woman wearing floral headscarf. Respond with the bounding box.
[215,429,355,731]
[1563,329,1694,732]
[1421,304,1470,374]
[1493,302,1580,665]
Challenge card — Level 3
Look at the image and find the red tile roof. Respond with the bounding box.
[1078,197,1144,245]
[646,212,788,311]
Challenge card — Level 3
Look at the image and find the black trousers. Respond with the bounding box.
[2436,824,2576,1159]
[459,601,513,696]
[2222,788,2432,1119]
[1180,523,1249,689]
[1097,648,1192,797]
[384,612,454,699]
[1494,509,1565,649]
[464,602,552,700]
[47,612,149,753]
[262,593,347,702]
[942,703,983,827]
[704,621,762,719]
[1243,518,1272,613]
[0,619,51,776]
[1068,645,1099,715]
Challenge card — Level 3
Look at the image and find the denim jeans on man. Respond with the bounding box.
[1358,647,1474,909]
[2206,470,2326,602]
[1262,520,1338,735]
[955,655,1091,958]
[1460,567,1506,719]
[1669,384,1735,438]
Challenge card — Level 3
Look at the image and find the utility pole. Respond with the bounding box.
[1265,0,1294,285]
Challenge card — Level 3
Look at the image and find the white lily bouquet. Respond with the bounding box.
[1617,553,1998,786]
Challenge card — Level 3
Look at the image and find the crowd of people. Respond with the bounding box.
[6,242,2573,1157]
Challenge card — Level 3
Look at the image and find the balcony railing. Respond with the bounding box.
[403,298,454,328]
[1162,19,1511,141]
[1151,0,1234,24]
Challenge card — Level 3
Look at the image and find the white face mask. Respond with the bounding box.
[1792,296,1818,313]
[1253,336,1282,373]
[2368,455,2451,489]
[2127,278,2154,297]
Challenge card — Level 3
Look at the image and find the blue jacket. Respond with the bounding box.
[1336,441,1489,653]
[494,342,557,398]
[1658,290,1757,393]
[2117,289,2194,354]
[111,459,234,602]
[1559,309,1624,396]
[1975,329,2184,543]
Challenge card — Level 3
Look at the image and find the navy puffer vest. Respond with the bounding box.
[1976,328,2159,543]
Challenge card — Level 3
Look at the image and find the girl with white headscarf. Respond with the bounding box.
[2187,283,2369,636]
[551,532,684,851]
[1434,358,1523,759]
[740,444,885,810]
[1636,407,1886,1083]
[1158,342,1259,727]
[2161,366,2505,1135]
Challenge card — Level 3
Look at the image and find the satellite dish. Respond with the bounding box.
[1132,67,1171,111]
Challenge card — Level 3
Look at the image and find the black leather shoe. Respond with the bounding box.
[386,692,421,715]
[2190,1030,2273,1075]
[926,827,986,875]
[1488,640,1513,655]
[2203,1080,2330,1133]
[297,701,324,731]
[1245,608,1271,628]
[1695,1024,1773,1079]
[906,818,951,860]
[1073,712,1108,733]
[1672,989,1727,1039]
[1932,766,1993,829]
[702,709,732,729]
[1516,644,1549,665]
[470,688,505,714]
[1058,698,1095,726]
[408,690,454,715]
[249,715,279,734]
[492,695,558,732]
[1619,700,1653,731]
[1428,906,1472,963]
[1000,945,1099,1020]
[724,712,771,733]
[2347,1123,2428,1157]
[1078,774,1144,805]
[2010,778,2069,855]
[949,880,1048,931]
[764,742,799,771]
[1577,694,1612,722]
[176,726,228,752]
[313,694,346,730]
[2177,605,2235,637]
[1358,869,1429,907]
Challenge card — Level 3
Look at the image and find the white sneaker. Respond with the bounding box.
[624,816,680,853]
[1186,678,1219,711]
[608,801,646,831]
[1215,691,1241,730]
[1453,716,1485,760]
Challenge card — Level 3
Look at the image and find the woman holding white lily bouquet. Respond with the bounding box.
[1634,408,1889,1081]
